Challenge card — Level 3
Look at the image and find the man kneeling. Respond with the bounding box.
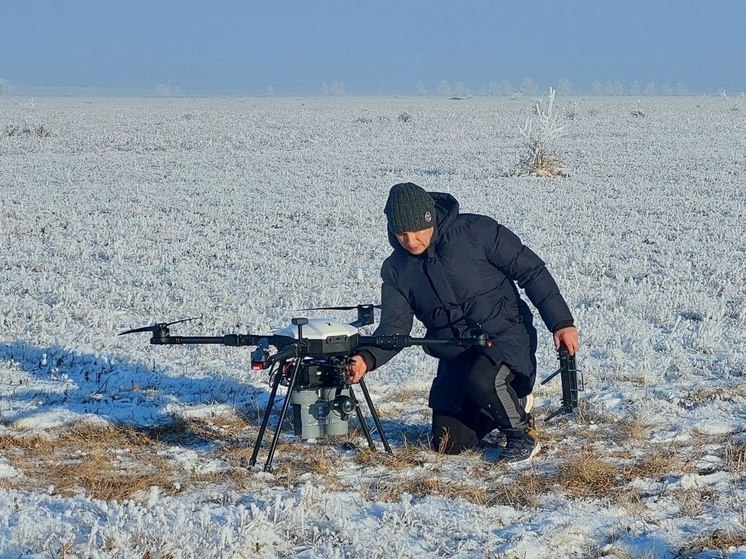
[348,183,579,462]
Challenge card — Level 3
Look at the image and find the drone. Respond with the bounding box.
[120,304,492,472]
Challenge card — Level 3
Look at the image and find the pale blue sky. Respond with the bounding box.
[1,1,744,95]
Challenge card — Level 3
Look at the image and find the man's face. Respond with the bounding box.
[395,227,434,255]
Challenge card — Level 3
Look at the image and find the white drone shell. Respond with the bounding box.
[274,318,359,340]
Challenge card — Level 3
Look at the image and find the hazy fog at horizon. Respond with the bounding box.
[1,1,744,96]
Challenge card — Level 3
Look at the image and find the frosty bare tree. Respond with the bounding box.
[557,79,573,95]
[452,82,470,98]
[521,78,537,96]
[643,82,657,96]
[515,87,568,177]
[437,81,452,97]
[153,84,182,97]
[330,81,347,96]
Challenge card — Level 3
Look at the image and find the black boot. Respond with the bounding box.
[498,417,540,463]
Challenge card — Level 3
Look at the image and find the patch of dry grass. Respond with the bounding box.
[381,386,429,403]
[678,528,746,557]
[605,544,668,559]
[0,422,176,501]
[685,386,742,403]
[362,467,554,510]
[354,443,426,469]
[690,428,731,447]
[0,417,265,501]
[672,488,713,517]
[148,412,252,445]
[543,400,623,445]
[524,150,568,177]
[556,447,620,498]
[625,447,678,479]
[270,443,344,488]
[725,442,746,472]
[490,471,554,508]
[610,417,652,444]
[362,474,489,506]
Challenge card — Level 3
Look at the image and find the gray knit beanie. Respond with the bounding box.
[384,183,436,234]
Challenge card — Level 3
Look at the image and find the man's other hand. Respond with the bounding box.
[553,326,579,355]
[346,355,369,384]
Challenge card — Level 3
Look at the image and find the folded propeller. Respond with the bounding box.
[119,317,202,336]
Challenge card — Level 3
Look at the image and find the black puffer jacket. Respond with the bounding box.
[361,192,574,411]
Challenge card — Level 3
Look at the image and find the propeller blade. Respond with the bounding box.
[295,304,381,311]
[118,316,201,336]
[119,324,161,335]
[164,316,202,327]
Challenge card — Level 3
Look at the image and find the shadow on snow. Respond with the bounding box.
[0,339,414,452]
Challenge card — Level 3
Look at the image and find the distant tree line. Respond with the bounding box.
[1,75,735,98]
[412,79,696,97]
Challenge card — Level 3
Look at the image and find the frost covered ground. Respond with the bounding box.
[0,95,744,558]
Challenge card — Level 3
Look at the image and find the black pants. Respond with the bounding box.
[431,355,529,454]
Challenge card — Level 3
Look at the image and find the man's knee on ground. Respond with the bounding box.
[431,415,479,455]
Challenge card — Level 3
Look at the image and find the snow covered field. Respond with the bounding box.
[1,95,744,558]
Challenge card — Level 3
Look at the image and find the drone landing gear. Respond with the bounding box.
[351,378,392,455]
[248,357,392,472]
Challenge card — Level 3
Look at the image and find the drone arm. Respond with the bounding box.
[358,334,415,350]
[267,344,301,364]
[147,332,292,348]
[359,334,491,351]
[149,335,224,345]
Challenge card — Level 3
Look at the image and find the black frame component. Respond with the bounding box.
[541,345,584,421]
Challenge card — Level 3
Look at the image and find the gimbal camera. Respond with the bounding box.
[120,304,492,471]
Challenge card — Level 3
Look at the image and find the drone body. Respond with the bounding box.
[274,318,361,357]
[120,305,491,471]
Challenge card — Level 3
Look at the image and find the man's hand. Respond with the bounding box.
[346,354,368,384]
[553,326,579,356]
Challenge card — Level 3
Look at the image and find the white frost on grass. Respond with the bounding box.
[0,95,745,558]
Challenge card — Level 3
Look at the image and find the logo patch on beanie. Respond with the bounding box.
[424,211,432,223]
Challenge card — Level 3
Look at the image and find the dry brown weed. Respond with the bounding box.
[674,487,720,518]
[625,448,678,480]
[679,528,746,557]
[0,422,175,501]
[270,443,343,488]
[610,417,651,444]
[491,471,554,508]
[725,442,746,472]
[556,447,620,498]
[363,475,488,506]
[526,151,567,177]
[354,443,425,469]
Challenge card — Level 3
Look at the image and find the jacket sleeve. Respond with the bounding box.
[357,264,414,371]
[485,220,574,332]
